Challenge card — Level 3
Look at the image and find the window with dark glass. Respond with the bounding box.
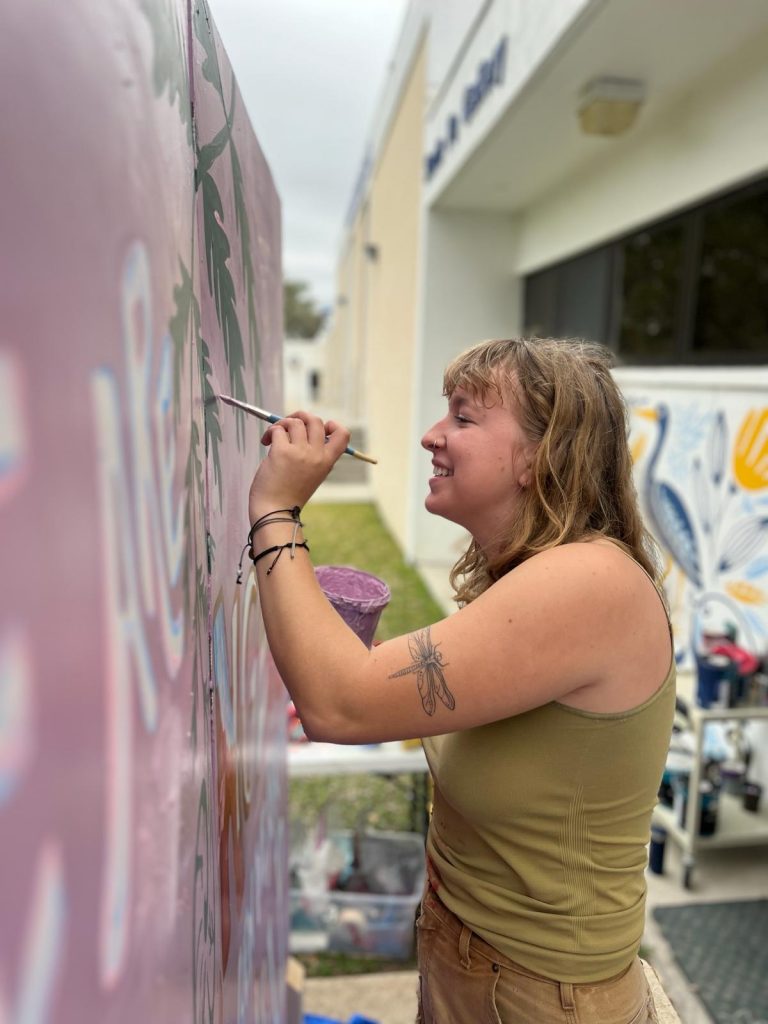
[618,221,685,361]
[692,187,768,357]
[524,268,557,338]
[524,248,612,345]
[523,177,768,365]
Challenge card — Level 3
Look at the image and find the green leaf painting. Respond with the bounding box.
[230,133,261,369]
[200,169,247,416]
[170,260,194,423]
[193,0,224,100]
[197,122,232,186]
[199,337,224,504]
[140,0,192,146]
[160,0,263,518]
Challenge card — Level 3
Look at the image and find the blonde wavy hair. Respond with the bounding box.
[444,337,661,605]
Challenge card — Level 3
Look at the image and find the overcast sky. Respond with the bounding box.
[208,0,409,310]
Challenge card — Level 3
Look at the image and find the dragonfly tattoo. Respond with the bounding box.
[388,626,455,716]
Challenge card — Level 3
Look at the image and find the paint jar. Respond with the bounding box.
[747,672,768,707]
[314,566,391,649]
[658,768,675,808]
[695,654,733,709]
[720,760,746,796]
[673,777,719,835]
[649,826,667,875]
[698,781,719,836]
[743,781,762,813]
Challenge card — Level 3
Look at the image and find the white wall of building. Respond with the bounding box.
[408,208,522,564]
[423,0,593,209]
[517,26,768,274]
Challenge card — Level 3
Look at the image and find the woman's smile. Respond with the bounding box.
[421,384,535,545]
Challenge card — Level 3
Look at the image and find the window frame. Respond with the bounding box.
[524,175,768,366]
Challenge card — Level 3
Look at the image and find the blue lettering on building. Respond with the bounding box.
[464,37,507,122]
[424,36,508,181]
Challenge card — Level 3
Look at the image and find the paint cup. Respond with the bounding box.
[314,566,391,649]
[649,826,667,875]
[743,781,762,813]
[698,781,719,836]
[695,654,733,709]
[720,760,746,796]
[673,776,719,835]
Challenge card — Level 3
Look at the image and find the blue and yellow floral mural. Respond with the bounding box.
[626,386,768,662]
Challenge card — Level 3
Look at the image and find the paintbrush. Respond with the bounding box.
[216,394,378,464]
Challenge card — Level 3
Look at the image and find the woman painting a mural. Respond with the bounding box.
[246,337,674,1023]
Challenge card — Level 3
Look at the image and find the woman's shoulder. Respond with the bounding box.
[490,537,668,647]
[509,535,644,582]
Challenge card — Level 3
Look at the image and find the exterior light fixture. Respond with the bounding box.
[364,243,380,261]
[577,76,645,136]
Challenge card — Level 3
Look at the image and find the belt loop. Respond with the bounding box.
[458,924,472,969]
[560,982,576,1011]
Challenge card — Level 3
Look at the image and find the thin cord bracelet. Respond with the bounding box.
[236,505,303,584]
[252,540,310,575]
[251,505,301,533]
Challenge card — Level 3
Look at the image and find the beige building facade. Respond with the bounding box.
[325,19,430,545]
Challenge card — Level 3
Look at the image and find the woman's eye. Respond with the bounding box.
[454,415,471,425]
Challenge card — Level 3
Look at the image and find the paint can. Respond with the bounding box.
[673,776,719,835]
[698,781,719,835]
[695,654,733,709]
[720,760,746,796]
[314,566,391,648]
[743,781,762,813]
[649,826,667,875]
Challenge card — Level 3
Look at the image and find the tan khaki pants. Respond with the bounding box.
[416,883,658,1024]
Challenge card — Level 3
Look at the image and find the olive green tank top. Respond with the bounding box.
[422,652,675,983]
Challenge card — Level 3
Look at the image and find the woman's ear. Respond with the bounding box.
[518,442,537,488]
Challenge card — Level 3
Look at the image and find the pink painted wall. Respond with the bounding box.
[0,2,287,1021]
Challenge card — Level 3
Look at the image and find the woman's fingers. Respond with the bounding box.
[249,412,353,517]
[258,412,352,477]
[261,411,326,448]
[324,419,352,459]
[285,410,326,443]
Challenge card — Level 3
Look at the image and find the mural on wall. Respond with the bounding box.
[0,1,286,1022]
[625,387,768,660]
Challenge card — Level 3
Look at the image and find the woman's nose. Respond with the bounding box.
[421,424,442,451]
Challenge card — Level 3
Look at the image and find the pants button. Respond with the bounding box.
[492,963,500,973]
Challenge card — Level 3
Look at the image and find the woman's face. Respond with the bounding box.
[421,381,537,549]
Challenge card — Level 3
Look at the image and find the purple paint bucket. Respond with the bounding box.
[314,565,391,648]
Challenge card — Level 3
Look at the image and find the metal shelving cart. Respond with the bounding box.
[652,673,768,889]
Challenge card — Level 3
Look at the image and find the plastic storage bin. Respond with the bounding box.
[290,829,425,958]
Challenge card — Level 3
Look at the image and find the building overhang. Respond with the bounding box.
[424,0,768,214]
